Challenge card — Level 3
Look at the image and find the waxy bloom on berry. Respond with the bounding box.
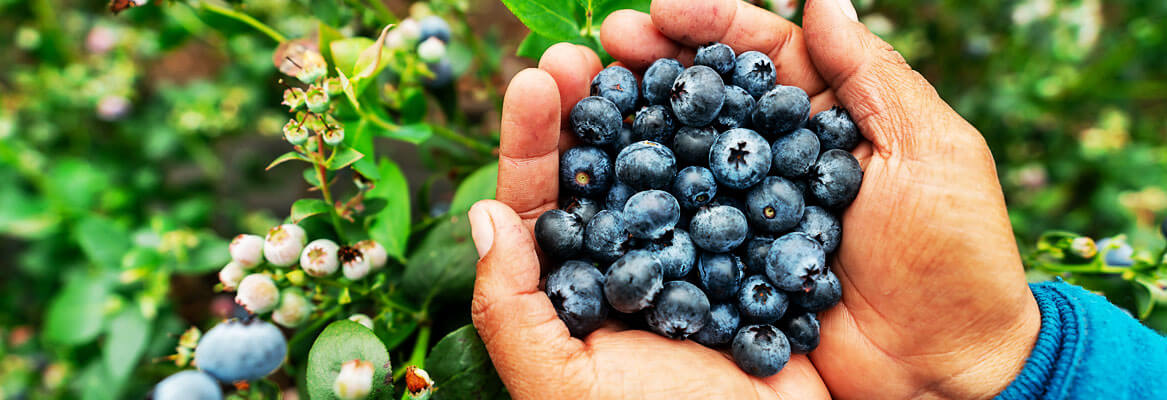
[300,239,340,277]
[264,224,306,267]
[229,234,264,268]
[235,274,279,314]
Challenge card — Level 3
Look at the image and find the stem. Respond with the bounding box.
[315,134,347,242]
[431,125,495,155]
[394,323,431,382]
[199,1,287,43]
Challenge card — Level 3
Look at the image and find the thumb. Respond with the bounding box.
[467,200,583,395]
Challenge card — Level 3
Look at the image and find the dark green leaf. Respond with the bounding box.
[369,158,411,261]
[425,325,508,400]
[267,151,311,170]
[75,216,131,269]
[292,198,332,223]
[327,147,365,170]
[44,274,109,346]
[307,320,393,400]
[500,0,581,41]
[103,305,151,381]
[403,215,477,303]
[449,163,498,216]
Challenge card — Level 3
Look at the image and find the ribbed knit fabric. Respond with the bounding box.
[995,280,1167,400]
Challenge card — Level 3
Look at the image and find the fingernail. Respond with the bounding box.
[468,203,494,259]
[830,0,859,22]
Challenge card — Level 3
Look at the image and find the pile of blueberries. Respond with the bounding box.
[535,43,863,378]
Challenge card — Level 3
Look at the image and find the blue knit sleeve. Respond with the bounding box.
[995,280,1167,400]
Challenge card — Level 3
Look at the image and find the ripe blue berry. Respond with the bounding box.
[642,58,684,106]
[591,66,639,116]
[771,128,820,178]
[632,104,676,143]
[810,149,863,209]
[570,96,622,145]
[646,281,712,339]
[623,190,680,239]
[810,106,861,151]
[583,210,632,263]
[604,250,665,313]
[732,324,791,377]
[740,235,775,275]
[559,146,613,198]
[796,206,841,253]
[694,42,736,78]
[615,141,678,190]
[561,197,601,225]
[751,85,810,136]
[690,205,749,252]
[417,16,451,43]
[1096,238,1134,267]
[195,318,288,382]
[608,123,635,155]
[154,371,223,400]
[765,232,827,292]
[546,260,608,337]
[423,60,455,88]
[732,51,776,98]
[605,182,636,211]
[646,229,698,279]
[691,302,741,347]
[716,85,756,131]
[745,176,805,234]
[794,270,842,312]
[697,252,745,301]
[670,166,718,210]
[672,125,718,166]
[534,209,584,260]
[737,275,788,323]
[779,311,820,354]
[670,65,726,127]
[709,128,772,190]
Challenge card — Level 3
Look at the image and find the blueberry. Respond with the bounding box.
[672,125,719,166]
[559,146,613,198]
[534,209,584,259]
[690,205,749,252]
[745,176,805,234]
[195,318,288,382]
[810,106,861,151]
[623,190,680,239]
[765,232,827,292]
[615,141,678,190]
[605,182,636,210]
[751,85,810,136]
[670,166,718,210]
[771,128,820,178]
[418,16,452,43]
[691,302,741,347]
[740,235,775,275]
[423,60,455,88]
[570,96,622,145]
[154,371,223,400]
[716,85,756,130]
[604,250,665,313]
[642,58,684,106]
[697,252,745,301]
[709,128,772,190]
[546,260,608,337]
[646,281,712,339]
[779,311,820,354]
[632,105,676,143]
[732,324,791,377]
[1096,238,1134,267]
[796,206,841,253]
[670,65,726,127]
[794,270,842,312]
[732,51,776,98]
[591,66,639,116]
[810,149,863,209]
[583,210,632,264]
[560,196,601,225]
[694,42,736,78]
[645,229,698,279]
[737,275,788,323]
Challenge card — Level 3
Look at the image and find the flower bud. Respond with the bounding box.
[333,359,375,400]
[305,86,331,114]
[348,313,374,329]
[339,245,371,280]
[272,289,313,328]
[417,37,446,63]
[229,234,265,267]
[284,118,309,146]
[235,274,279,314]
[404,366,434,399]
[219,261,246,291]
[300,239,340,277]
[354,240,388,270]
[323,126,345,146]
[1070,236,1097,259]
[323,77,343,96]
[264,224,307,267]
[283,87,306,112]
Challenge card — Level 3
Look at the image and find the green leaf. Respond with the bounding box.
[327,147,365,170]
[368,158,411,261]
[292,198,332,223]
[318,22,344,69]
[353,25,392,80]
[44,274,109,346]
[351,120,381,180]
[375,309,418,351]
[0,180,57,239]
[46,158,110,213]
[403,215,477,303]
[103,305,151,381]
[501,0,581,41]
[449,162,498,216]
[594,0,651,19]
[336,69,361,109]
[267,151,312,170]
[75,216,131,269]
[307,320,393,400]
[425,325,508,400]
[173,232,230,274]
[330,39,374,77]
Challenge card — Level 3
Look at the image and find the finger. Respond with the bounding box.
[468,201,584,389]
[754,355,832,399]
[538,43,604,125]
[599,10,693,71]
[497,68,561,220]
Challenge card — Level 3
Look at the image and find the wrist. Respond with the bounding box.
[926,295,1042,400]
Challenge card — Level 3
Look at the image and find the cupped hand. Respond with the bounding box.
[469,0,1042,399]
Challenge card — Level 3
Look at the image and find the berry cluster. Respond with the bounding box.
[536,43,863,377]
[152,318,288,400]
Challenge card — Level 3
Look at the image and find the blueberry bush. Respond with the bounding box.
[0,0,1163,399]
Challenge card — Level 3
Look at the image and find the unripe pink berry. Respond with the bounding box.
[264,224,306,267]
[235,274,279,314]
[354,240,388,270]
[219,261,246,291]
[333,359,375,400]
[229,234,264,268]
[339,245,371,280]
[300,239,340,277]
[348,313,374,329]
[272,289,313,328]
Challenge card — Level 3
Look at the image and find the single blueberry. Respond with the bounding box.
[810,149,863,209]
[690,205,749,252]
[632,105,676,143]
[810,106,861,151]
[623,190,681,239]
[605,123,635,157]
[561,196,601,225]
[154,371,223,400]
[709,128,772,190]
[604,250,665,313]
[737,275,788,323]
[418,16,452,43]
[794,270,842,312]
[615,141,678,190]
[606,182,636,211]
[570,96,622,145]
[642,58,684,106]
[423,59,455,88]
[534,209,584,260]
[778,311,820,354]
[670,65,726,127]
[716,85,756,131]
[697,252,745,301]
[732,324,791,377]
[646,281,712,339]
[559,146,613,198]
[584,210,632,264]
[1096,238,1135,267]
[796,206,841,253]
[691,302,741,347]
[740,235,775,275]
[694,42,736,78]
[751,85,811,137]
[672,125,719,166]
[745,176,805,234]
[645,229,698,279]
[194,319,288,382]
[732,51,777,98]
[765,232,827,292]
[591,66,639,116]
[546,260,608,337]
[771,128,820,178]
[670,166,718,210]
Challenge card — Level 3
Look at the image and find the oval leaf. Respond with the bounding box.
[327,147,365,170]
[425,325,508,400]
[368,158,410,261]
[267,151,312,170]
[403,215,477,303]
[44,274,110,346]
[449,163,498,216]
[292,198,332,223]
[501,0,580,41]
[103,305,151,381]
[307,320,393,400]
